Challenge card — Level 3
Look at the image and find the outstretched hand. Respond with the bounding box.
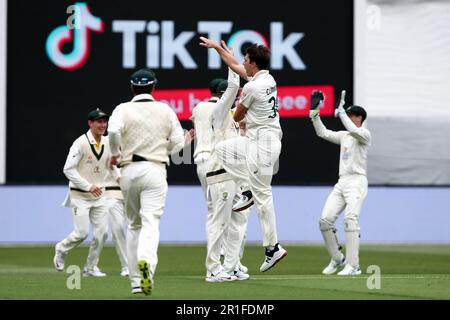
[334,90,347,117]
[199,37,219,49]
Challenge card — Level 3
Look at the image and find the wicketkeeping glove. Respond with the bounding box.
[334,90,346,117]
[310,91,324,110]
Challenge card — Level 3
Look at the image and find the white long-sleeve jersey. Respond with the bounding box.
[205,69,240,184]
[312,113,371,177]
[190,97,218,163]
[108,94,185,167]
[63,130,122,201]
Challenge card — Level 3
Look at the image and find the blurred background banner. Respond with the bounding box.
[5,0,449,187]
[361,0,450,185]
[6,0,353,185]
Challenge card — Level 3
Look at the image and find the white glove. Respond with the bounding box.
[334,90,346,117]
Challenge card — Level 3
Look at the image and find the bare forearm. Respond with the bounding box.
[200,37,247,80]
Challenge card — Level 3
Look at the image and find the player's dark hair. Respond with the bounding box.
[131,84,154,95]
[245,44,271,70]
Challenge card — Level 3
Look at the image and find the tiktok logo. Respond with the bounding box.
[45,3,104,70]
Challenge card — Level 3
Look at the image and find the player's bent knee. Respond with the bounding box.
[319,218,335,231]
[75,232,89,241]
[344,218,360,232]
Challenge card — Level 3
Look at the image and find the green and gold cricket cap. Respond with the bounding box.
[130,68,158,86]
[88,108,109,121]
[209,78,226,94]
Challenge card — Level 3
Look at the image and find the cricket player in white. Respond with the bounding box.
[105,185,129,277]
[190,79,224,230]
[108,68,194,295]
[85,165,129,277]
[191,77,250,281]
[200,37,288,272]
[54,109,121,277]
[207,71,252,281]
[309,90,371,276]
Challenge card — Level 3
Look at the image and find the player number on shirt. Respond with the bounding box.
[268,96,279,119]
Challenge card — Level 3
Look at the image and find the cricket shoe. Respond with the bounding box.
[205,271,238,283]
[131,287,142,294]
[53,251,65,272]
[237,262,248,274]
[231,269,250,281]
[138,260,153,295]
[337,264,362,276]
[83,266,107,277]
[232,190,254,212]
[259,243,288,272]
[322,256,346,275]
[120,267,129,277]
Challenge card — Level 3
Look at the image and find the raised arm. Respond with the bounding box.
[309,90,343,145]
[338,113,371,145]
[212,68,240,130]
[199,37,248,81]
[334,90,371,145]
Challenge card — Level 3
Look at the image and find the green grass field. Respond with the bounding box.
[0,244,449,300]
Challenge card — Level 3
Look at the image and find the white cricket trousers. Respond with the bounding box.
[221,207,251,266]
[56,198,109,270]
[120,162,168,289]
[195,153,214,217]
[106,198,128,269]
[319,174,368,267]
[205,179,249,276]
[215,133,281,247]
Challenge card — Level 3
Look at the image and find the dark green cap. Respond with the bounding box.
[88,108,109,121]
[209,78,226,94]
[130,68,158,86]
[217,80,229,94]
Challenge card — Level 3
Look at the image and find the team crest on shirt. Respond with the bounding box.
[86,155,93,164]
[222,192,229,200]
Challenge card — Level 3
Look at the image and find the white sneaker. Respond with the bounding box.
[120,267,129,277]
[237,262,248,274]
[232,269,250,281]
[83,266,107,277]
[322,257,345,275]
[337,264,362,276]
[205,271,238,283]
[53,251,65,272]
[232,190,254,212]
[259,243,288,272]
